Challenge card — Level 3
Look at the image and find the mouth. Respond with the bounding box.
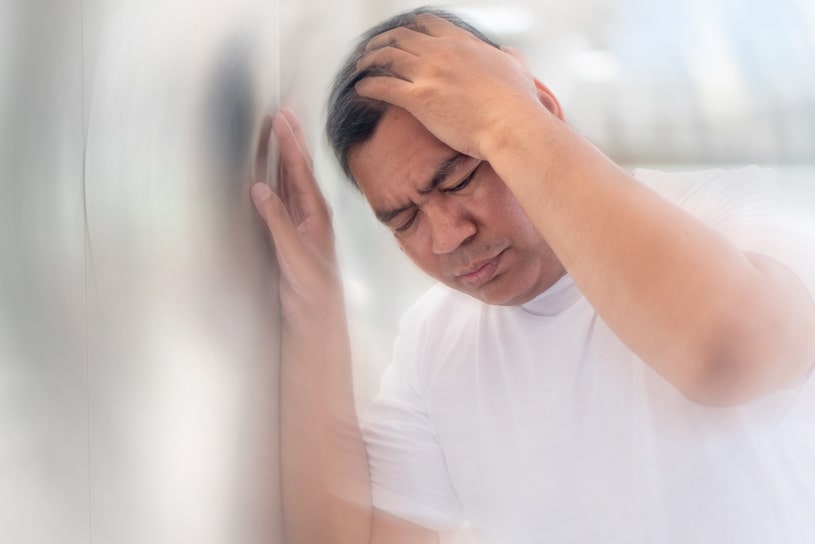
[455,249,506,288]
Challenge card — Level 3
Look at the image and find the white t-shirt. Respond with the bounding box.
[361,166,815,543]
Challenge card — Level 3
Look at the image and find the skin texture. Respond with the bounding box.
[252,110,372,544]
[252,110,438,544]
[347,106,565,306]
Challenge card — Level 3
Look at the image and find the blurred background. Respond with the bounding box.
[1,0,813,542]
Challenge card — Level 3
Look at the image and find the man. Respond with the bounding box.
[251,7,815,544]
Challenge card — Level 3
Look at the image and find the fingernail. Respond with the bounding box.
[251,183,272,204]
[271,113,286,138]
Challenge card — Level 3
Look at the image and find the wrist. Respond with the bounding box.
[481,101,553,160]
[281,306,351,366]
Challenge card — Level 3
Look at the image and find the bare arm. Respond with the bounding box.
[355,14,815,405]
[485,114,815,405]
[251,109,438,543]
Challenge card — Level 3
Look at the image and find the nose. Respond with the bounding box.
[424,199,477,255]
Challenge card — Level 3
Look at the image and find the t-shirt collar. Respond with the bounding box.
[519,273,582,316]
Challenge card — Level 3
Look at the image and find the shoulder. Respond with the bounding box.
[632,165,793,235]
[637,167,815,370]
[389,283,486,392]
[632,165,779,208]
[397,283,484,341]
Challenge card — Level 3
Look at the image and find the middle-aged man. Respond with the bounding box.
[251,7,815,544]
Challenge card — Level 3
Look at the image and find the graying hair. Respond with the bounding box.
[325,6,500,188]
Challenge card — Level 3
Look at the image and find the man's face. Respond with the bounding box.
[347,107,564,306]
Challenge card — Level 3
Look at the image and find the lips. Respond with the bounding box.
[455,250,506,288]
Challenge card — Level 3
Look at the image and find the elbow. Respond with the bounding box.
[680,355,756,407]
[668,253,815,407]
[679,314,801,408]
[675,311,769,408]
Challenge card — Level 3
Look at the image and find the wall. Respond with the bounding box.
[1,1,284,542]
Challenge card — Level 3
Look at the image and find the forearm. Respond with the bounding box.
[280,304,372,544]
[251,109,374,542]
[485,105,815,403]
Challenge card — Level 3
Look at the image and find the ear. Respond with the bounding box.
[502,47,566,122]
[533,78,565,121]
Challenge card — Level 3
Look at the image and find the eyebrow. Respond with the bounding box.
[374,153,466,224]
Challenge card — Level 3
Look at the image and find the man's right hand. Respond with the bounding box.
[251,108,343,329]
[251,109,440,544]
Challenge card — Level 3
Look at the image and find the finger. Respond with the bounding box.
[413,13,474,39]
[253,114,274,185]
[275,109,318,223]
[277,153,293,217]
[278,107,313,170]
[274,113,318,196]
[365,26,431,55]
[273,114,329,220]
[251,182,311,272]
[277,154,321,229]
[277,153,309,228]
[273,112,311,177]
[356,46,420,82]
[355,75,413,108]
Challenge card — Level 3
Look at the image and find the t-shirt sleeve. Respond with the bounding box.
[637,166,815,416]
[360,303,465,531]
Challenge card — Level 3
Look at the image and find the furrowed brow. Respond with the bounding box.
[419,153,466,194]
[375,204,413,224]
[373,153,466,224]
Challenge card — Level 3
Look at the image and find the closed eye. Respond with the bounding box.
[394,210,419,233]
[443,162,483,193]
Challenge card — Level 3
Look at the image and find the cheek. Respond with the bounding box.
[479,169,528,217]
[397,235,437,270]
[482,186,536,234]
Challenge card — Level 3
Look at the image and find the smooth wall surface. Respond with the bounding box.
[1,1,89,542]
[2,0,284,542]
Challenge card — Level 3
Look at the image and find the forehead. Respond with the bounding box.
[347,107,454,206]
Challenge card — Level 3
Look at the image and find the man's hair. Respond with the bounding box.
[325,6,500,188]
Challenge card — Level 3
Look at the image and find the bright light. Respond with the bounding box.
[452,5,536,38]
[570,49,622,82]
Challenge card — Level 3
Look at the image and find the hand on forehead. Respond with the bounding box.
[354,12,543,160]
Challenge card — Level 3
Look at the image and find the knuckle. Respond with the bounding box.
[412,83,433,102]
